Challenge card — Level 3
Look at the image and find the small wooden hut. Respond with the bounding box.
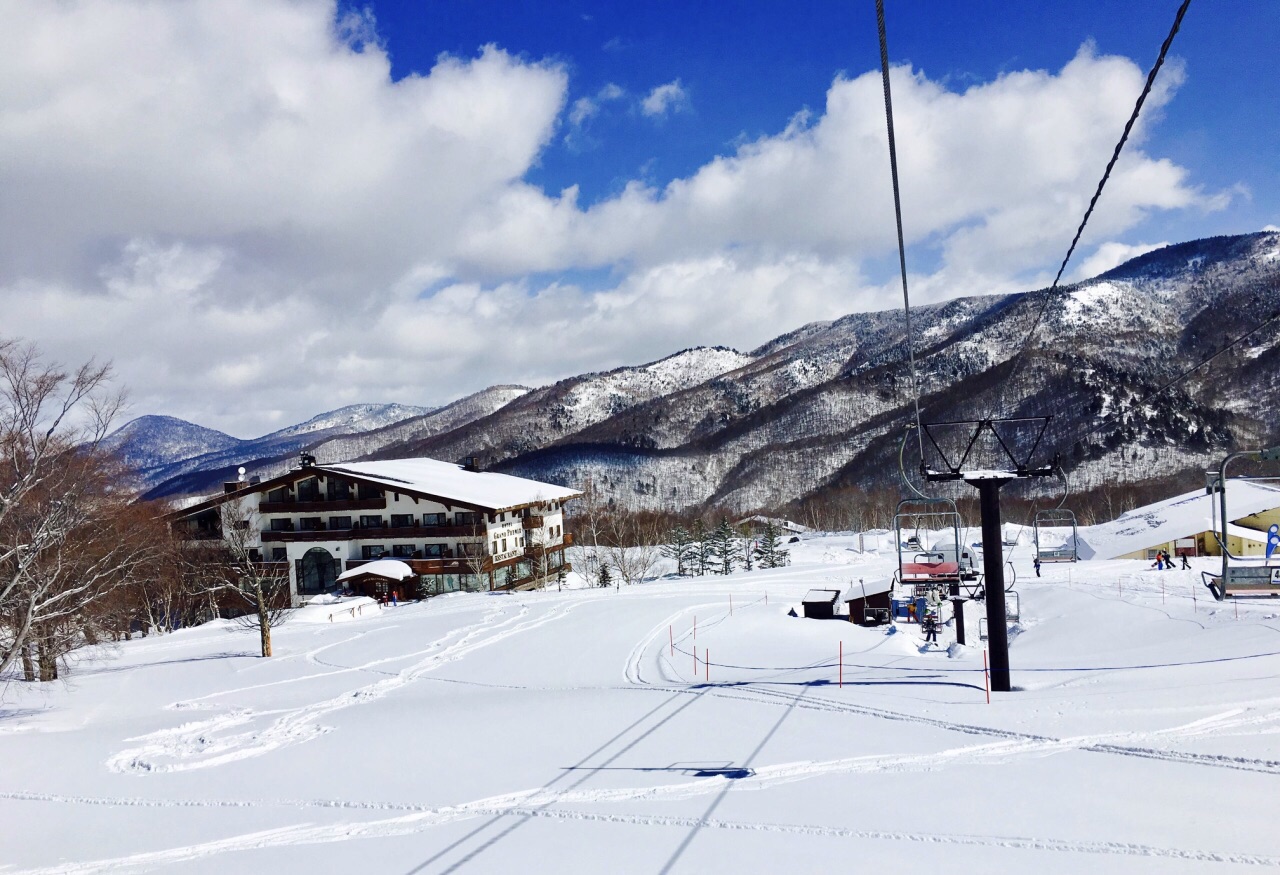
[845,578,894,626]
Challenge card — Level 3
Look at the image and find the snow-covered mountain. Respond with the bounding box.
[492,232,1280,511]
[131,232,1280,512]
[263,403,437,439]
[125,391,528,500]
[107,403,426,496]
[378,347,756,465]
[102,416,241,473]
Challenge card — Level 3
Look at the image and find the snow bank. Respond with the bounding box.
[291,595,380,624]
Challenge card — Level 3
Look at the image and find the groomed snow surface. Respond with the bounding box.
[3,536,1280,873]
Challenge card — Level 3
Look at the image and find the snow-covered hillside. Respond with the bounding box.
[101,415,241,471]
[557,347,754,423]
[266,403,437,439]
[108,403,434,482]
[122,232,1280,512]
[3,543,1279,872]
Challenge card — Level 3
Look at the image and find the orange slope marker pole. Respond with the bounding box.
[984,650,990,705]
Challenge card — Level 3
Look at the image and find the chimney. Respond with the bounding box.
[462,456,481,472]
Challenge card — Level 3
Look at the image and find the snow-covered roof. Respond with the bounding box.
[318,458,580,512]
[735,515,809,533]
[802,589,841,604]
[1227,523,1270,544]
[337,559,415,582]
[1077,480,1280,560]
[844,577,894,599]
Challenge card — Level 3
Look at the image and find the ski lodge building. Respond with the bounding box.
[1076,480,1280,561]
[168,455,580,603]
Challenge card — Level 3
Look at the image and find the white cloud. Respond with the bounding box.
[0,3,1223,436]
[568,83,624,126]
[640,80,689,118]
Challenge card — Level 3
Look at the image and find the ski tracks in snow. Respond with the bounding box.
[9,783,1280,874]
[106,601,577,775]
[619,593,1280,784]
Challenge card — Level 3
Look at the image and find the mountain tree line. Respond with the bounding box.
[660,519,789,578]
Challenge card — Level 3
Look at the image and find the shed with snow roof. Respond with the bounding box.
[801,589,843,620]
[845,578,894,626]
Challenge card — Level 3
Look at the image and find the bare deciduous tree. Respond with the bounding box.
[459,520,492,593]
[182,502,291,657]
[0,339,144,680]
[602,513,663,587]
[568,475,607,586]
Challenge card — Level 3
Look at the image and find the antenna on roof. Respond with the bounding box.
[299,452,316,469]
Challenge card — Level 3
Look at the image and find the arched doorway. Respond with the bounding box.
[299,547,337,595]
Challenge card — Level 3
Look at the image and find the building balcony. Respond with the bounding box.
[259,498,387,514]
[260,523,487,543]
[525,540,568,557]
[263,529,329,543]
[389,523,485,539]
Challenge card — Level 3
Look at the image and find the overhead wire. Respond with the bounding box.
[875,0,926,464]
[1000,0,1194,419]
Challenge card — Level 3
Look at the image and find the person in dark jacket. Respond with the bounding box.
[923,614,939,644]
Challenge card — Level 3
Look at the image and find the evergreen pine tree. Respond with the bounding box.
[710,518,737,575]
[598,563,612,588]
[691,520,711,576]
[753,521,791,569]
[740,525,755,571]
[660,525,694,576]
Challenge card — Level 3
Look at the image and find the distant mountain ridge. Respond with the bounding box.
[108,402,433,496]
[119,232,1280,512]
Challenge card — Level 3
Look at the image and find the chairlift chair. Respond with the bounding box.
[894,498,964,589]
[1202,446,1280,600]
[1033,508,1079,563]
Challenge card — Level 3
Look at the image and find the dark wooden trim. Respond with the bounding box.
[261,523,486,543]
[259,498,387,514]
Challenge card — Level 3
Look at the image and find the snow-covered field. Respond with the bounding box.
[4,536,1280,873]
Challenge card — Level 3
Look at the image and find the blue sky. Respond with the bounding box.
[369,0,1279,241]
[1,0,1276,435]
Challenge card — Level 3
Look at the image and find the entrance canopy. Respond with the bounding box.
[337,558,415,583]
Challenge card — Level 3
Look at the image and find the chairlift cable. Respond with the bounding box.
[875,0,925,461]
[898,426,931,500]
[1000,0,1193,417]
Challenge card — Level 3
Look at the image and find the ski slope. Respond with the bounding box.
[2,536,1280,873]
